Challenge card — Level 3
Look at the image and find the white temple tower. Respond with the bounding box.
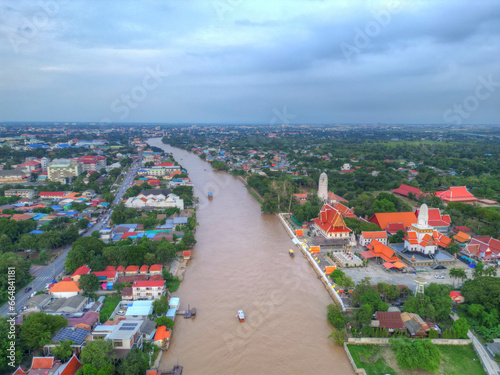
[318,172,328,202]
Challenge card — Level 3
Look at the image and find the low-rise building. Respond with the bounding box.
[48,281,82,299]
[359,231,388,246]
[4,189,35,199]
[47,159,82,183]
[132,280,166,300]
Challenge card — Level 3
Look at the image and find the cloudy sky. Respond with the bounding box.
[1,0,499,125]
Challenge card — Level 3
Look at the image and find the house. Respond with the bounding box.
[149,264,163,275]
[132,280,166,300]
[48,327,89,354]
[92,270,117,282]
[71,265,91,282]
[435,186,476,203]
[373,311,405,332]
[125,265,140,275]
[81,189,96,199]
[66,311,99,329]
[39,191,67,201]
[392,184,426,199]
[153,325,171,350]
[24,357,62,374]
[10,214,34,222]
[359,231,388,246]
[124,193,184,210]
[369,212,418,232]
[4,189,35,199]
[45,295,88,314]
[139,265,149,274]
[183,251,191,260]
[48,281,81,299]
[400,312,427,337]
[105,319,143,352]
[312,204,352,239]
[450,291,465,304]
[125,300,154,320]
[140,319,157,342]
[24,294,52,313]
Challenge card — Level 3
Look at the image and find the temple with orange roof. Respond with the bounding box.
[404,204,437,255]
[312,204,352,239]
[435,186,476,203]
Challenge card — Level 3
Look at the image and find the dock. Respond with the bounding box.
[176,306,196,318]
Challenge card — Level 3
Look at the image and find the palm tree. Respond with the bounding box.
[455,268,467,285]
[449,268,460,287]
[484,267,497,277]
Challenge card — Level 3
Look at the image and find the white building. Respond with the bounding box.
[404,204,437,256]
[124,193,184,210]
[318,172,328,202]
[341,163,352,171]
[359,231,388,246]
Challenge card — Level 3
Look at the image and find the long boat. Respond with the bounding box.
[237,310,245,322]
[208,192,213,200]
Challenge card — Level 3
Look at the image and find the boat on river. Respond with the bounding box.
[289,249,295,257]
[237,310,245,322]
[208,192,213,200]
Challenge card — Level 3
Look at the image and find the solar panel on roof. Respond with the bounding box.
[122,323,136,326]
[119,327,135,331]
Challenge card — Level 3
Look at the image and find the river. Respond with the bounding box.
[148,138,353,375]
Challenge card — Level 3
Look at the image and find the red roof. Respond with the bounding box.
[105,266,116,271]
[77,155,106,163]
[154,325,171,341]
[158,162,174,166]
[392,184,426,198]
[361,231,387,240]
[149,264,163,272]
[39,191,66,197]
[116,265,125,272]
[183,251,191,257]
[92,271,117,278]
[415,207,451,227]
[19,160,41,167]
[369,212,417,231]
[139,265,149,272]
[332,202,357,218]
[72,265,91,277]
[376,311,405,330]
[125,265,139,272]
[435,186,476,202]
[31,357,55,369]
[133,280,165,288]
[60,354,82,375]
[366,240,401,262]
[312,204,352,234]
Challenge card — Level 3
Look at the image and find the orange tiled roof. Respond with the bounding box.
[149,264,163,271]
[31,357,55,369]
[313,204,352,234]
[72,265,91,277]
[125,265,139,272]
[154,326,171,341]
[369,212,417,230]
[454,231,471,243]
[361,231,387,240]
[60,354,82,375]
[367,240,400,262]
[49,281,81,293]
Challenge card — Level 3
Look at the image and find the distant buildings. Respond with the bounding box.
[77,155,107,171]
[4,188,35,199]
[132,280,166,300]
[124,193,184,210]
[435,186,477,203]
[359,231,388,246]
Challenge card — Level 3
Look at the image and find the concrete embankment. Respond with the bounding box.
[277,212,345,310]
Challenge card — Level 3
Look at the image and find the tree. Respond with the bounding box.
[447,243,460,255]
[79,274,100,294]
[473,261,485,278]
[452,318,470,339]
[327,304,345,330]
[329,328,347,346]
[468,304,484,319]
[155,316,175,329]
[461,277,500,313]
[20,313,68,351]
[355,304,373,326]
[428,328,439,338]
[91,231,100,238]
[449,267,461,286]
[39,250,50,264]
[0,318,22,371]
[181,232,196,248]
[80,339,116,370]
[52,340,74,362]
[117,348,149,375]
[391,338,441,373]
[152,295,169,316]
[103,193,115,204]
[78,218,90,230]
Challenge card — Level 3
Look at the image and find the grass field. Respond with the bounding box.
[99,294,122,322]
[347,343,486,375]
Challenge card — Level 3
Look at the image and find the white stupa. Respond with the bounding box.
[318,172,328,202]
[404,203,437,255]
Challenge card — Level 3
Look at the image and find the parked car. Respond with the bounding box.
[25,287,32,293]
[117,310,125,315]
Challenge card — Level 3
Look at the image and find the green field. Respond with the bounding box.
[99,294,122,322]
[347,343,486,375]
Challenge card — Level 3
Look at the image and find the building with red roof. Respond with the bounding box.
[392,184,426,199]
[92,270,117,282]
[331,202,356,219]
[149,264,163,275]
[312,204,352,239]
[125,265,140,275]
[77,155,107,171]
[28,357,62,374]
[404,205,437,256]
[71,265,91,282]
[139,265,149,274]
[39,191,66,200]
[360,239,401,263]
[464,237,500,261]
[415,206,451,232]
[369,212,417,232]
[375,311,406,331]
[104,266,116,272]
[450,291,465,304]
[153,325,171,348]
[435,186,476,203]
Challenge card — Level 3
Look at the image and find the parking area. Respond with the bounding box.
[342,260,472,291]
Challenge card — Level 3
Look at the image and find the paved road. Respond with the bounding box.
[0,158,142,318]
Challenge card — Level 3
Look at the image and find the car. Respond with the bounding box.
[25,287,32,293]
[117,310,125,315]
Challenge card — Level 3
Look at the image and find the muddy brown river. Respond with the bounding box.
[148,138,353,375]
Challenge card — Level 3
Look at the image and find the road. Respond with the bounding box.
[0,157,142,317]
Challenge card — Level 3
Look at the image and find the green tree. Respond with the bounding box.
[329,328,347,346]
[452,318,470,339]
[117,348,149,375]
[152,295,169,315]
[327,304,345,330]
[20,313,68,351]
[78,218,90,230]
[52,340,74,362]
[428,329,439,339]
[355,304,373,326]
[80,339,116,370]
[468,304,484,318]
[461,277,500,312]
[0,318,22,370]
[447,243,460,255]
[473,261,485,278]
[391,338,441,373]
[39,250,50,264]
[79,274,100,294]
[181,232,196,248]
[155,316,175,329]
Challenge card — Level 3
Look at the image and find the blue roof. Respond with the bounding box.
[51,205,61,210]
[166,308,177,318]
[52,327,88,344]
[32,214,47,220]
[173,217,188,224]
[59,211,78,216]
[29,230,44,234]
[113,234,123,241]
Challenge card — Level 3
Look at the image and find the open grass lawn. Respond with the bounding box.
[347,344,486,375]
[99,294,122,322]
